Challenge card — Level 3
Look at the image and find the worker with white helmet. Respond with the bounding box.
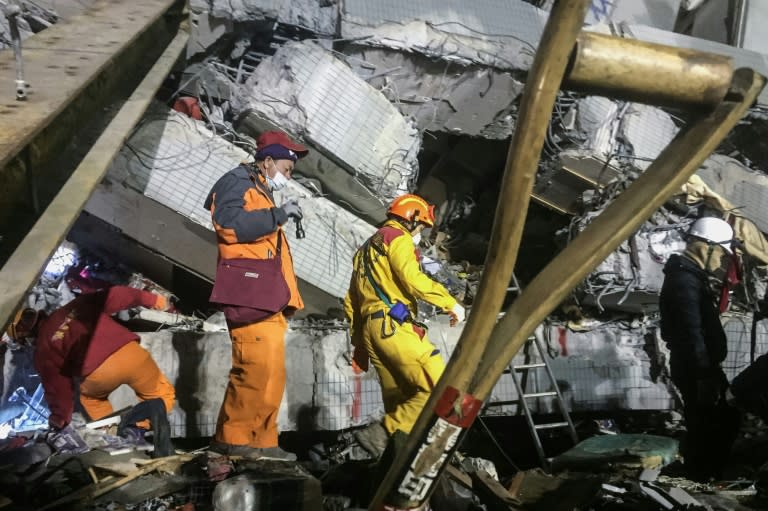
[659,216,741,482]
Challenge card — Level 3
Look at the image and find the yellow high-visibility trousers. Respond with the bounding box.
[363,315,444,434]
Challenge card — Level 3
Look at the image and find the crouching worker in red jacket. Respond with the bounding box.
[6,286,176,455]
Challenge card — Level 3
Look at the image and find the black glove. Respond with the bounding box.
[46,424,89,454]
[281,200,303,221]
[696,374,724,407]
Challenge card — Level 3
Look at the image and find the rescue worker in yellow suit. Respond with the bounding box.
[345,194,466,458]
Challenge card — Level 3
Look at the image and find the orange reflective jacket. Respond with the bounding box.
[205,165,304,313]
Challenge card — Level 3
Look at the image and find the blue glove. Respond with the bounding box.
[46,424,89,454]
[281,200,303,220]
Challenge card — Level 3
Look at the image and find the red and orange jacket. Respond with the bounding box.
[204,164,304,314]
[34,286,164,429]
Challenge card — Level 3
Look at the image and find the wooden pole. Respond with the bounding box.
[368,1,593,508]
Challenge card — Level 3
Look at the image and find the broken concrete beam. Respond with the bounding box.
[230,40,421,205]
[505,323,676,413]
[696,154,768,236]
[573,97,622,161]
[340,0,546,71]
[133,309,202,328]
[619,104,679,171]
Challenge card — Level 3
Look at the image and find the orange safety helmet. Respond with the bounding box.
[387,194,436,227]
[6,308,40,341]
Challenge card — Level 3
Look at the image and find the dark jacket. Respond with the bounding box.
[659,254,727,375]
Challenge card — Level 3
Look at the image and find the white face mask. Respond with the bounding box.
[412,232,422,246]
[266,168,289,191]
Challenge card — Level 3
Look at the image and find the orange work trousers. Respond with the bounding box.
[214,313,287,448]
[79,341,175,423]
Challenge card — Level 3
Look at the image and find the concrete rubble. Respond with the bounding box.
[339,0,545,71]
[343,46,525,139]
[229,40,422,204]
[6,0,768,509]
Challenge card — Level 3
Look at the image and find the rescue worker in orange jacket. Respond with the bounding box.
[6,286,175,452]
[345,194,466,458]
[204,130,306,460]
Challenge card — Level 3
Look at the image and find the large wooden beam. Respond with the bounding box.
[0,28,189,332]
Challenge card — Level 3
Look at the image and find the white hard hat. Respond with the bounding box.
[688,217,734,254]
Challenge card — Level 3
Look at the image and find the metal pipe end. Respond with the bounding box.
[15,79,27,101]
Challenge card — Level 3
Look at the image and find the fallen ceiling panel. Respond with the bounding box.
[103,104,374,298]
[230,40,421,205]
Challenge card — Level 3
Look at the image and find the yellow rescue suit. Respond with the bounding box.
[344,220,456,434]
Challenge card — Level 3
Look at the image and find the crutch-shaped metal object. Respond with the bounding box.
[4,0,29,101]
[370,0,765,508]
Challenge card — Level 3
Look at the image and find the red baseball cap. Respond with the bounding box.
[256,130,309,157]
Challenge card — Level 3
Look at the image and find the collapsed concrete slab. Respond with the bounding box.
[97,103,375,299]
[230,40,421,205]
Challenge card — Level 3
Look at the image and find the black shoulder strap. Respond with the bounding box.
[275,229,283,257]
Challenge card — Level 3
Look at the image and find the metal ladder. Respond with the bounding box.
[486,274,578,469]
